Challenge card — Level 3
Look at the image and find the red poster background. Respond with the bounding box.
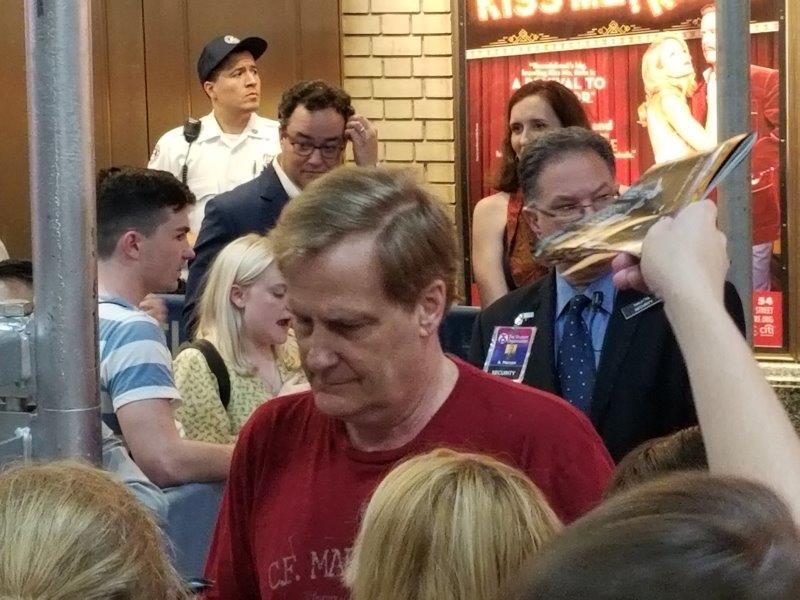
[753,290,784,347]
[465,0,779,50]
[466,31,784,346]
[467,34,779,212]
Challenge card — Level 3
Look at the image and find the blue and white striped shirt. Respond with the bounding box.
[98,296,181,414]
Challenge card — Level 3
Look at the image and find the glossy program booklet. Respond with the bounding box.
[534,132,757,278]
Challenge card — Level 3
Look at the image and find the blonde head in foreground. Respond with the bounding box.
[0,461,187,600]
[344,448,562,600]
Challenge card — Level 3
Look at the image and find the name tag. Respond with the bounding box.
[483,326,536,382]
[621,295,663,320]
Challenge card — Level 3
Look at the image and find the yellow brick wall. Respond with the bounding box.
[341,0,455,208]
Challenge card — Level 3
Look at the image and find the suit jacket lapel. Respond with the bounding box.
[590,288,645,423]
[259,163,290,204]
[523,272,558,394]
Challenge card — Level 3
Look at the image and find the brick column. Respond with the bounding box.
[341,0,455,211]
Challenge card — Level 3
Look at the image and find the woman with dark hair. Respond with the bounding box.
[471,80,591,306]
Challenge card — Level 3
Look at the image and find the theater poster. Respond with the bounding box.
[464,0,787,351]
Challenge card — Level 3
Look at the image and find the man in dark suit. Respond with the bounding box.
[469,127,745,461]
[183,80,378,333]
[691,3,780,291]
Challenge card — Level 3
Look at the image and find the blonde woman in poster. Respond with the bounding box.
[639,34,714,164]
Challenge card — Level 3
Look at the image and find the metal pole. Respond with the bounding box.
[24,0,101,463]
[716,0,753,342]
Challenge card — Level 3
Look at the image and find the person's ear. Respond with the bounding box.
[118,230,143,260]
[415,279,448,338]
[522,205,543,237]
[229,283,247,309]
[203,80,216,102]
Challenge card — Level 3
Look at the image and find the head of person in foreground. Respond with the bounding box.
[512,471,800,600]
[344,448,562,600]
[605,425,707,497]
[0,461,188,600]
[519,127,619,284]
[268,166,458,429]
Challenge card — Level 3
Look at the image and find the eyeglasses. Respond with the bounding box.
[532,193,619,222]
[284,134,345,159]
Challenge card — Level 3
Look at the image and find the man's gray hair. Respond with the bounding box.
[519,126,616,206]
[269,166,458,308]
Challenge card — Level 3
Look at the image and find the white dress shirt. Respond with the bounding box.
[272,155,302,199]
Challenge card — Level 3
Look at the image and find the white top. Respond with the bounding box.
[0,238,8,261]
[148,111,281,237]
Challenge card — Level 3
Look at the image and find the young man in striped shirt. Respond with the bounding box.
[97,167,233,487]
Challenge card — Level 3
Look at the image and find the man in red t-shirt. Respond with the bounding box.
[204,167,613,600]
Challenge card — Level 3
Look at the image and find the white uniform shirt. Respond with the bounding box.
[148,111,281,237]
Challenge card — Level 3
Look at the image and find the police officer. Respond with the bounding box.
[149,35,280,239]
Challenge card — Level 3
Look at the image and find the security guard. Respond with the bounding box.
[149,35,280,239]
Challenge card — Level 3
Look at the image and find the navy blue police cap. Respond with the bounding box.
[197,35,267,82]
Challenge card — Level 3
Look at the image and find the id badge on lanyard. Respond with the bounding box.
[483,326,537,382]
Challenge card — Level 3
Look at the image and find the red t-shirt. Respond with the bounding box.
[205,358,612,600]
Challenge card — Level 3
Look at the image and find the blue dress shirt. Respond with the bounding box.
[554,272,616,367]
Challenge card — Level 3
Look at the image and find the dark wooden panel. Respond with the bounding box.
[143,0,341,138]
[0,0,31,258]
[92,0,112,169]
[299,0,342,82]
[256,0,302,115]
[104,0,149,166]
[142,0,191,150]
